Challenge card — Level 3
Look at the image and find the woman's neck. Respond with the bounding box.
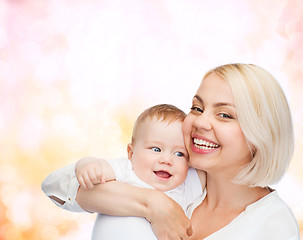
[204,173,270,212]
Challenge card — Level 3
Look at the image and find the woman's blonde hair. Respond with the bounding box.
[204,63,294,187]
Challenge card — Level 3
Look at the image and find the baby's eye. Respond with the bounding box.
[218,113,233,119]
[174,152,184,157]
[190,106,203,113]
[151,147,161,152]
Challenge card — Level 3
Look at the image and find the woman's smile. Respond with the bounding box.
[182,72,251,171]
[192,136,220,154]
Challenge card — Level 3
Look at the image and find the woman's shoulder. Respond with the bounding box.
[246,191,295,215]
[243,190,300,238]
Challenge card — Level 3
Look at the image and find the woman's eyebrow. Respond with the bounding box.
[214,102,235,108]
[193,95,203,103]
[194,95,235,108]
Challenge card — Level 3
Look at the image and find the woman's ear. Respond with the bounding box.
[249,143,257,158]
[127,143,134,161]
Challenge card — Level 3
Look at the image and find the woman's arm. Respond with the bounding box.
[76,181,193,240]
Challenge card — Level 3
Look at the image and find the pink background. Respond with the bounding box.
[0,0,302,239]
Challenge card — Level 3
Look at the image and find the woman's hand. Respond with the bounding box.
[145,190,193,240]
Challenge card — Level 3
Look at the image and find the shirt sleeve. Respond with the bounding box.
[106,157,130,181]
[41,163,86,212]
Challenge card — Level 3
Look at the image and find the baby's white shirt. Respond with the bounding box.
[41,158,203,240]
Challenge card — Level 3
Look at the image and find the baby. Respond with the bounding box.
[42,104,204,239]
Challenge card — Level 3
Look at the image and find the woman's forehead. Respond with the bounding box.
[196,73,235,105]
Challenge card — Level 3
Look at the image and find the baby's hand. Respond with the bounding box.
[75,157,106,189]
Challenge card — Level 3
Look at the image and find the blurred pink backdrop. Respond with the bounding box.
[0,0,302,239]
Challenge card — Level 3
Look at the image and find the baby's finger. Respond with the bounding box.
[94,167,104,183]
[82,172,95,189]
[100,176,106,184]
[77,175,88,189]
[87,168,101,185]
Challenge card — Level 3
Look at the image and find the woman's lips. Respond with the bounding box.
[192,137,220,154]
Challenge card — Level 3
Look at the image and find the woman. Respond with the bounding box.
[76,63,300,239]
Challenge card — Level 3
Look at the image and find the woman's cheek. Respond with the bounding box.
[182,116,193,149]
[182,118,188,136]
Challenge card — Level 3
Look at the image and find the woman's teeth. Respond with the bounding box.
[194,138,219,150]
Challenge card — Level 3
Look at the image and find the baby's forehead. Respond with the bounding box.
[132,115,184,144]
[140,116,181,127]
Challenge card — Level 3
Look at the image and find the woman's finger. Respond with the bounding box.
[187,225,193,237]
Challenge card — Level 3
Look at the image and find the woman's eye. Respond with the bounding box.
[174,152,184,157]
[218,113,233,119]
[151,147,161,152]
[190,106,203,113]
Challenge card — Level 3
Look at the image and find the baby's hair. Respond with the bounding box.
[131,104,186,144]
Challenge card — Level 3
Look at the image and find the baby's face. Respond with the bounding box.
[128,118,189,191]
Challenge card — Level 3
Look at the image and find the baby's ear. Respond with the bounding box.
[127,143,134,161]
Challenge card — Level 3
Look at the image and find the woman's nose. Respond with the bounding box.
[193,113,212,131]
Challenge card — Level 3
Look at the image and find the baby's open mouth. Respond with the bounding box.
[154,171,172,178]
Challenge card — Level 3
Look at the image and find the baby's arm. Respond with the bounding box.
[41,157,116,211]
[75,156,115,189]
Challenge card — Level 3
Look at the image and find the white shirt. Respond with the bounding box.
[187,190,300,240]
[41,158,203,240]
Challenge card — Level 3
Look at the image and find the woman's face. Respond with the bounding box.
[182,73,251,176]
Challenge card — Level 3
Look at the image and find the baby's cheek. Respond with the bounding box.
[179,165,189,182]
